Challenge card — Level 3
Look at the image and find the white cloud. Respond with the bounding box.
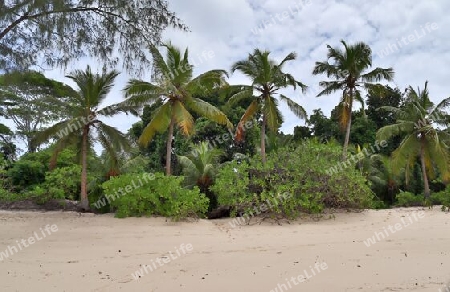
[3,0,449,153]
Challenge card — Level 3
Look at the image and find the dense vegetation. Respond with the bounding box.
[1,29,449,219]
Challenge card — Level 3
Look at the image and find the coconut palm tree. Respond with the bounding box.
[34,66,136,210]
[313,40,394,160]
[124,43,232,175]
[230,49,307,163]
[377,81,450,198]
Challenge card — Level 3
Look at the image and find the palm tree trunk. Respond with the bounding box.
[80,126,89,210]
[420,142,430,198]
[166,115,175,175]
[261,113,266,163]
[342,91,353,161]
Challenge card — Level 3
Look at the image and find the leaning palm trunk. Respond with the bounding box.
[166,116,175,175]
[80,126,89,210]
[261,113,267,163]
[342,92,353,161]
[420,142,431,198]
[342,114,352,161]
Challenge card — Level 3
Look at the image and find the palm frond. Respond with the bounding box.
[391,134,420,179]
[376,122,414,141]
[186,69,228,95]
[123,79,163,105]
[33,119,80,146]
[264,96,282,132]
[187,97,232,128]
[138,101,172,146]
[312,61,339,78]
[226,86,253,105]
[173,101,195,136]
[279,94,307,119]
[99,99,140,117]
[236,99,260,141]
[148,44,170,77]
[95,121,131,153]
[361,67,394,82]
[317,81,345,97]
[96,122,131,172]
[66,66,119,107]
[278,52,297,67]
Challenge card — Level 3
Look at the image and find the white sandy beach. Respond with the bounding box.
[0,208,449,292]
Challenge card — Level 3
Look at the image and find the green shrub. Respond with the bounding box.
[430,186,450,211]
[42,165,81,200]
[7,160,46,189]
[211,140,374,219]
[23,185,49,204]
[371,198,390,209]
[395,191,424,207]
[102,173,209,220]
[0,188,24,202]
[18,165,82,204]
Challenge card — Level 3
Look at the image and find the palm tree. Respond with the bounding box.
[377,82,450,198]
[124,43,232,175]
[35,66,136,210]
[178,142,223,210]
[230,49,307,163]
[313,40,394,160]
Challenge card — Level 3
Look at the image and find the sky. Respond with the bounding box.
[5,0,450,153]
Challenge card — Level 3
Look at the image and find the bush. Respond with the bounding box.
[7,160,45,189]
[395,191,424,207]
[102,173,209,220]
[0,188,24,202]
[42,165,81,200]
[211,140,374,219]
[430,186,450,211]
[17,165,83,204]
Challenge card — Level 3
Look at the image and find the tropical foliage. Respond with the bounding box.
[377,82,450,197]
[1,40,449,218]
[212,139,374,219]
[103,173,209,219]
[178,142,223,210]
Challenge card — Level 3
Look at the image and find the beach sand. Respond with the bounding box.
[0,208,449,292]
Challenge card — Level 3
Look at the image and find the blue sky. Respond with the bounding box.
[6,0,450,153]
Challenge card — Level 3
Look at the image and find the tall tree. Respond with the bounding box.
[230,49,307,163]
[0,0,186,71]
[0,70,76,152]
[377,82,450,198]
[312,40,394,160]
[367,85,404,156]
[0,123,15,163]
[308,109,340,142]
[367,85,403,129]
[34,66,137,210]
[125,43,232,175]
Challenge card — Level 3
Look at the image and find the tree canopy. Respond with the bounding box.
[0,70,77,152]
[0,0,186,72]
